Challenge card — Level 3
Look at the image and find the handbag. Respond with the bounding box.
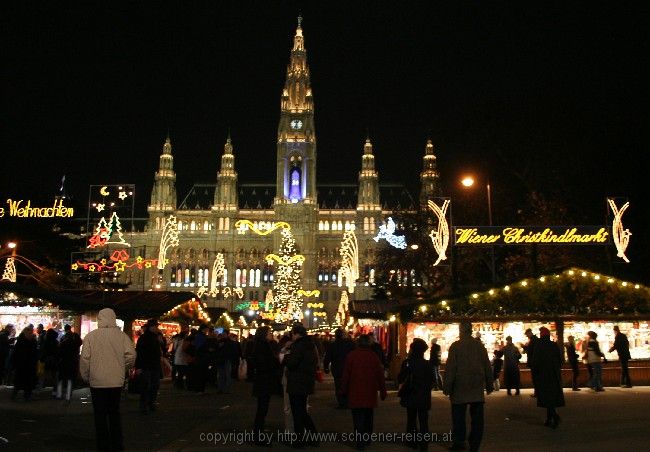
[315,368,324,383]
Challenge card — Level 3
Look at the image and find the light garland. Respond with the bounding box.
[265,253,305,266]
[298,289,320,298]
[72,250,156,272]
[608,198,631,263]
[340,230,359,293]
[1,257,17,282]
[428,199,450,266]
[235,219,291,235]
[157,215,179,270]
[373,217,407,249]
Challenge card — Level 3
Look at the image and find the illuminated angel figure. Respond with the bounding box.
[157,215,179,270]
[428,199,451,266]
[608,199,631,263]
[340,230,359,293]
[373,217,407,249]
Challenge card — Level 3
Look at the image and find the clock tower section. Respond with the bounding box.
[275,16,316,206]
[274,16,318,293]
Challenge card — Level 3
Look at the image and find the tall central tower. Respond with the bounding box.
[275,15,316,206]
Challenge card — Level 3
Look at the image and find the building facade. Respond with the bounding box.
[130,18,441,320]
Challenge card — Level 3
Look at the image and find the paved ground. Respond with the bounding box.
[1,377,648,451]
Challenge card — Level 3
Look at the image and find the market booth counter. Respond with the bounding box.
[389,267,650,387]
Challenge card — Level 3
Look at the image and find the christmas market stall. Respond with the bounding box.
[391,267,650,387]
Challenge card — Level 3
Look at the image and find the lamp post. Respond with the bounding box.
[461,176,496,284]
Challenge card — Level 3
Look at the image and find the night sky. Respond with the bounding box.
[2,2,648,280]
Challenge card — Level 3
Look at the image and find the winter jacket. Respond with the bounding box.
[443,335,493,404]
[398,356,434,410]
[58,332,82,380]
[135,330,162,372]
[12,333,38,391]
[341,347,387,409]
[323,337,355,379]
[284,335,318,396]
[609,332,631,361]
[80,308,136,388]
[530,337,565,408]
[585,338,605,364]
[429,343,442,366]
[250,340,282,397]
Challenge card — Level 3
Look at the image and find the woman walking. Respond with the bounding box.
[11,325,39,401]
[398,338,434,450]
[341,334,387,451]
[502,336,521,395]
[249,326,282,446]
[531,327,565,428]
[585,331,606,392]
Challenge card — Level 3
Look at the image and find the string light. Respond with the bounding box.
[157,215,179,270]
[72,250,157,273]
[1,257,17,282]
[235,219,291,235]
[340,230,359,293]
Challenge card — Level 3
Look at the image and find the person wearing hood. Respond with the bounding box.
[80,308,136,452]
[530,327,565,428]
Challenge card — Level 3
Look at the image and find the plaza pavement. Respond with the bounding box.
[1,376,648,451]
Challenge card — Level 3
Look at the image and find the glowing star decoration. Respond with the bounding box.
[96,203,105,212]
[428,199,451,266]
[157,215,179,270]
[1,257,17,282]
[340,230,359,293]
[608,198,631,263]
[118,191,128,200]
[373,217,407,249]
[235,219,291,235]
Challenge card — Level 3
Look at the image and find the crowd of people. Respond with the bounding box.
[0,322,82,402]
[1,313,638,452]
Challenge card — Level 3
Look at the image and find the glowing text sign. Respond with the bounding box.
[454,226,609,246]
[1,199,74,218]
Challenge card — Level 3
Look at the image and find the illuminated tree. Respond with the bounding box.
[106,212,129,246]
[271,228,303,322]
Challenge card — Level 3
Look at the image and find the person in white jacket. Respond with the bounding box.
[80,308,136,452]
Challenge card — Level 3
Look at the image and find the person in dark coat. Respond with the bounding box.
[398,338,434,451]
[609,325,632,387]
[11,325,39,401]
[57,325,82,401]
[188,325,209,392]
[491,349,504,391]
[0,324,15,385]
[523,328,539,397]
[341,334,387,451]
[135,319,162,414]
[323,328,355,408]
[565,335,580,391]
[283,323,318,446]
[249,326,282,446]
[216,329,240,394]
[368,332,386,368]
[429,338,443,391]
[502,336,521,395]
[40,328,60,392]
[530,327,565,428]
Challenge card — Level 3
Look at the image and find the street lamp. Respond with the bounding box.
[461,175,496,283]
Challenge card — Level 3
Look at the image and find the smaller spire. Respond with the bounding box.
[364,137,373,155]
[224,135,233,154]
[297,14,302,28]
[163,135,172,154]
[426,139,434,155]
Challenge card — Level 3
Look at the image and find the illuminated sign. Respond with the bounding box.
[453,226,609,246]
[1,199,74,218]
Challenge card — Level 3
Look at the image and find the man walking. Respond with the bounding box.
[523,328,539,397]
[80,308,135,452]
[609,325,632,388]
[443,322,493,452]
[135,319,163,414]
[323,328,355,408]
[429,337,443,391]
[565,335,580,391]
[283,323,319,447]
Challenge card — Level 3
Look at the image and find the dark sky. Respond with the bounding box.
[2,2,648,279]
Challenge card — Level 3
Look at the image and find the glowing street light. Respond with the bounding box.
[461,174,495,283]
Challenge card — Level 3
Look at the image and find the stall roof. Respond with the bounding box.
[0,281,198,318]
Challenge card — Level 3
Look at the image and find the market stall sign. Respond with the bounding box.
[1,198,74,218]
[453,226,609,246]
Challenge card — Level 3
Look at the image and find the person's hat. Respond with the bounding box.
[145,318,159,328]
[539,327,550,337]
[290,323,307,336]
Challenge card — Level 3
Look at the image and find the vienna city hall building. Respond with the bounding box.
[125,19,442,320]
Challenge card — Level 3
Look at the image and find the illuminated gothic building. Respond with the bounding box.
[129,18,441,319]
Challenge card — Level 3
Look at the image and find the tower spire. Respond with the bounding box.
[419,139,441,209]
[357,137,380,210]
[213,135,238,210]
[148,135,177,226]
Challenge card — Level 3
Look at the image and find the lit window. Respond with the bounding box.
[255,268,261,287]
[222,268,228,286]
[191,220,196,231]
[204,221,209,231]
[224,217,229,230]
[235,268,241,287]
[218,218,224,230]
[369,268,375,285]
[325,221,330,231]
[203,268,209,286]
[249,268,255,287]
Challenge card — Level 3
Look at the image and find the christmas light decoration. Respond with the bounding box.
[96,203,105,212]
[196,253,244,299]
[265,253,305,266]
[99,186,110,196]
[428,199,450,266]
[265,290,274,312]
[340,230,359,293]
[298,289,320,298]
[608,198,631,263]
[271,228,304,323]
[373,217,407,249]
[235,219,291,235]
[87,212,131,248]
[335,290,349,326]
[71,250,156,273]
[157,215,179,270]
[1,258,16,282]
